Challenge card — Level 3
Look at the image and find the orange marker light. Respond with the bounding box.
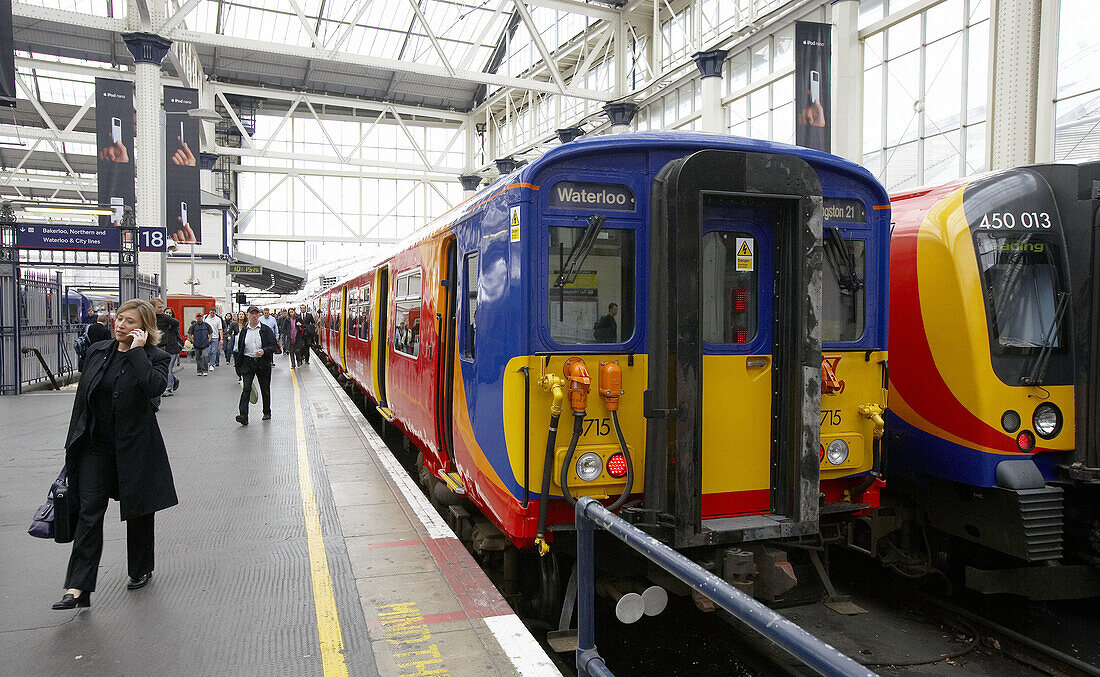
[598,360,623,411]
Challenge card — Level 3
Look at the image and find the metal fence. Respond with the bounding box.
[573,497,878,677]
[15,270,79,390]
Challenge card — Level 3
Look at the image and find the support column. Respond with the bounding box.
[603,102,639,134]
[557,127,584,143]
[988,0,1045,169]
[122,33,171,235]
[0,202,20,394]
[831,0,862,163]
[693,50,728,133]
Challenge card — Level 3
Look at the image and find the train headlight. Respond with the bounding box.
[576,452,603,482]
[825,439,849,465]
[1032,404,1062,439]
[1001,410,1021,433]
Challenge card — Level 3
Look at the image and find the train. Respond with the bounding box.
[311,131,892,612]
[858,162,1100,599]
[62,289,119,324]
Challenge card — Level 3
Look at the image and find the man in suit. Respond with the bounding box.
[298,304,316,364]
[234,305,279,425]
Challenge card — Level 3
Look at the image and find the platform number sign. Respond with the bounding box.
[138,226,168,252]
[510,206,521,242]
[736,237,754,271]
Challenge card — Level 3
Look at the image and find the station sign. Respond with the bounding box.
[230,264,263,275]
[16,224,119,251]
[16,224,172,252]
[138,226,168,252]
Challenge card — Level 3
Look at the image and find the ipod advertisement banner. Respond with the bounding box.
[164,86,201,244]
[0,0,15,108]
[95,78,136,229]
[794,21,831,153]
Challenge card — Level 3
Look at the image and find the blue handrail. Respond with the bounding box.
[574,497,878,677]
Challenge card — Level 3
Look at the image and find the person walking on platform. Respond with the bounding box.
[235,305,278,425]
[298,304,316,364]
[277,309,291,356]
[78,315,112,372]
[51,299,178,610]
[204,308,223,370]
[151,298,181,396]
[286,308,306,368]
[188,313,212,376]
[232,311,247,383]
[222,312,238,365]
[259,307,279,341]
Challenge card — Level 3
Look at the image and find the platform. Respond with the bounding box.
[0,351,560,677]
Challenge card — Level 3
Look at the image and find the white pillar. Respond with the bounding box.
[988,0,1047,169]
[693,50,728,133]
[831,0,862,163]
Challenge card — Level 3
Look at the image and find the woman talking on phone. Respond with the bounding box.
[52,299,179,610]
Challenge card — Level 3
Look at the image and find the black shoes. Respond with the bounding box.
[51,592,90,610]
[262,413,271,420]
[235,415,248,426]
[127,572,152,590]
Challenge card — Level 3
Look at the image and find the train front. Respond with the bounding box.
[452,132,890,606]
[887,166,1093,596]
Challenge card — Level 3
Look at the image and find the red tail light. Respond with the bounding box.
[734,327,748,343]
[819,444,825,462]
[733,288,748,313]
[606,453,628,478]
[1016,431,1035,452]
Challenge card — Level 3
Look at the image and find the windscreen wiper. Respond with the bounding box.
[1020,290,1069,386]
[823,227,864,292]
[555,214,606,288]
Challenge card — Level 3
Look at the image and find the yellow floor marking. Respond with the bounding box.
[291,367,350,677]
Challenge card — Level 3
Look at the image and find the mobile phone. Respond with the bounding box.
[111,196,124,226]
[111,117,122,144]
[180,201,187,227]
[810,70,821,103]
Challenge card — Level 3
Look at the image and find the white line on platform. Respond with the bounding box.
[484,615,563,676]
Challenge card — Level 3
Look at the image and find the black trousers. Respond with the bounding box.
[239,358,272,419]
[65,447,155,592]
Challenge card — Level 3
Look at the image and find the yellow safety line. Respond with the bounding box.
[291,367,350,677]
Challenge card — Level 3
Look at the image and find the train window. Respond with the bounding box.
[975,233,1063,350]
[822,232,866,342]
[701,232,759,345]
[462,252,479,359]
[347,288,357,337]
[360,288,372,341]
[393,270,422,358]
[548,226,635,345]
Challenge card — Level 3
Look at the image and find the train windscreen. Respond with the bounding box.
[822,232,866,342]
[548,225,634,345]
[975,232,1063,350]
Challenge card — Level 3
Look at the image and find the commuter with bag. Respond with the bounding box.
[51,299,178,610]
[235,305,279,425]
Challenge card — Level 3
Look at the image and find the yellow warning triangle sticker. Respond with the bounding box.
[511,210,520,226]
[737,241,752,256]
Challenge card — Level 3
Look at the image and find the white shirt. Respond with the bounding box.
[242,323,264,357]
[204,313,223,339]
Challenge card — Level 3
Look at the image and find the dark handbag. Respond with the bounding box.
[29,467,78,542]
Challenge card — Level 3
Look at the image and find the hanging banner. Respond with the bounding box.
[0,0,14,108]
[794,21,831,153]
[95,78,136,229]
[164,86,201,245]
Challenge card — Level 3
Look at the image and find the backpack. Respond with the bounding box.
[73,326,90,359]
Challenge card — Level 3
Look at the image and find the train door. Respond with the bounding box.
[645,149,822,548]
[375,266,390,412]
[699,213,774,518]
[339,285,348,371]
[439,239,457,464]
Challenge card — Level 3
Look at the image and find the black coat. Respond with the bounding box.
[234,323,279,371]
[156,313,181,352]
[64,340,178,520]
[86,322,112,344]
